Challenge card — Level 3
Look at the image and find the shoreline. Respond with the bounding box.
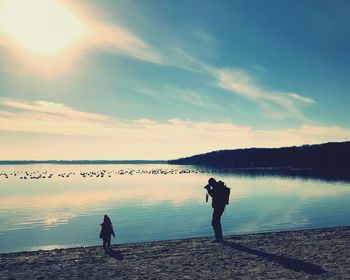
[1,226,350,279]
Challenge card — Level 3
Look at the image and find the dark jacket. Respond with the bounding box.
[100,223,115,240]
[207,181,228,208]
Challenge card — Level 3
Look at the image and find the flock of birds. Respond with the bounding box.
[0,168,214,180]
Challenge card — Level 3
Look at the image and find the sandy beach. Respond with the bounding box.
[1,226,349,279]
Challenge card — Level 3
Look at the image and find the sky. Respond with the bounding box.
[0,0,350,160]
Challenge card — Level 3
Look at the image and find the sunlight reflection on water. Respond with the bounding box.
[0,164,350,252]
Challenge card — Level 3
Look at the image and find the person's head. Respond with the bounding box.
[208,177,217,187]
[103,215,111,224]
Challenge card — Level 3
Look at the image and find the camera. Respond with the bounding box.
[204,184,210,203]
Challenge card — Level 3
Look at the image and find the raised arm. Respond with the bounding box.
[205,185,215,197]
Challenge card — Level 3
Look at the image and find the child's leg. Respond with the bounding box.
[107,237,111,250]
[103,240,107,250]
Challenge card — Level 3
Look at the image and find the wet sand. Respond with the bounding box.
[1,226,349,279]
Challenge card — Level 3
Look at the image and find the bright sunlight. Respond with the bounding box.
[0,0,85,56]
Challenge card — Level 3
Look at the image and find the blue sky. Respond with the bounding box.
[0,0,349,159]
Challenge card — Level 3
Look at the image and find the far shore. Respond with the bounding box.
[1,226,349,279]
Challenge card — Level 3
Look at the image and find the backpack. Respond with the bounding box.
[218,181,231,205]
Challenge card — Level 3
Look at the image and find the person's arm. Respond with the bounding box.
[206,186,215,197]
[111,226,115,237]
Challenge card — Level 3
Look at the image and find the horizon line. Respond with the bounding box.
[0,160,168,165]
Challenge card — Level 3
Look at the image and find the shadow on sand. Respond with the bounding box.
[223,241,327,275]
[106,249,123,261]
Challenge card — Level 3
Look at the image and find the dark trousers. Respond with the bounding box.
[103,237,111,250]
[212,206,225,239]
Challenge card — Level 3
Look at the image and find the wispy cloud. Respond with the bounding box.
[165,47,210,74]
[162,41,315,120]
[0,67,22,75]
[212,67,315,119]
[166,87,210,108]
[0,0,163,66]
[0,98,108,121]
[136,86,215,108]
[85,21,162,64]
[0,98,349,159]
[250,64,267,72]
[191,28,217,44]
[0,0,316,120]
[76,2,162,64]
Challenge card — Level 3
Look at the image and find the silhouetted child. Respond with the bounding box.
[99,215,115,251]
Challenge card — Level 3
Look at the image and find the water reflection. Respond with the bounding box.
[216,167,350,183]
[0,164,350,253]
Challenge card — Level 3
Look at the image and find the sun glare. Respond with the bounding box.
[0,0,85,56]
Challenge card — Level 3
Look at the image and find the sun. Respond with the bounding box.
[0,0,85,56]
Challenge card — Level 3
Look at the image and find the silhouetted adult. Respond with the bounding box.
[99,215,115,251]
[204,178,230,242]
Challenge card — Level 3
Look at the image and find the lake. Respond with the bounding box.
[1,164,350,253]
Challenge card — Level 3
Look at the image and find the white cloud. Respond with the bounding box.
[165,47,211,74]
[0,0,163,68]
[192,29,217,44]
[147,24,315,120]
[251,64,266,72]
[85,21,162,64]
[136,86,215,108]
[0,98,109,121]
[0,67,21,75]
[0,0,316,120]
[168,87,209,108]
[162,46,315,120]
[0,98,349,159]
[214,68,315,119]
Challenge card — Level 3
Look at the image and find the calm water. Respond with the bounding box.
[0,164,350,253]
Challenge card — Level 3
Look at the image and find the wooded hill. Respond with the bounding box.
[168,141,350,169]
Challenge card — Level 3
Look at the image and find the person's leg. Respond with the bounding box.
[107,237,111,250]
[212,208,220,239]
[103,239,107,250]
[212,207,225,240]
[216,207,225,240]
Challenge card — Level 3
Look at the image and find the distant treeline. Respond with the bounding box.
[168,141,350,169]
[0,160,167,165]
